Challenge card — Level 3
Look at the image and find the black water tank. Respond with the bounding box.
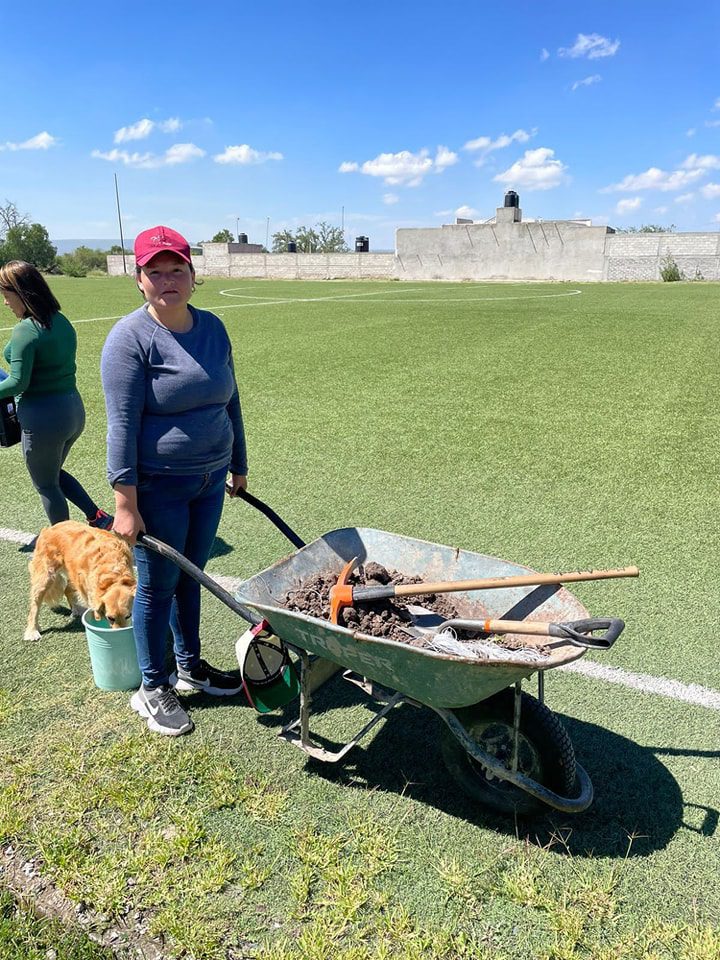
[504,190,519,208]
[355,235,369,253]
[238,232,248,244]
[287,241,297,253]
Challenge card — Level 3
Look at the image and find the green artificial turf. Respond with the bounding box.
[0,277,718,958]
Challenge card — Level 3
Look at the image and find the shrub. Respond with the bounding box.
[660,254,683,282]
[57,246,108,277]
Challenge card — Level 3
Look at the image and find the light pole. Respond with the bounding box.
[114,174,127,275]
[236,217,240,242]
[265,217,270,251]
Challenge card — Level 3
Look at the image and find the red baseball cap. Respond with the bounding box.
[134,225,192,267]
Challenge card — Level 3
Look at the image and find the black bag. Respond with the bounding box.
[0,396,21,447]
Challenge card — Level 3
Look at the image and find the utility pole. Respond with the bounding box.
[236,217,240,242]
[265,217,270,250]
[114,174,127,275]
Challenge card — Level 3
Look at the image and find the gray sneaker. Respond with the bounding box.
[130,684,194,736]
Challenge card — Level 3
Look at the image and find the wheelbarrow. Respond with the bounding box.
[139,491,633,817]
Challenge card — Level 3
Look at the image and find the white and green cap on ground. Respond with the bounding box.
[235,620,300,713]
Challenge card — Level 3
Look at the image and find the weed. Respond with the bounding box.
[660,253,684,281]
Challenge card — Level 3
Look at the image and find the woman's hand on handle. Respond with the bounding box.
[225,473,247,498]
[112,483,145,546]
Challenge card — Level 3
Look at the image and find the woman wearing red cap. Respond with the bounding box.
[101,226,248,736]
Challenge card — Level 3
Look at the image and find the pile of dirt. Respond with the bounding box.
[284,561,462,646]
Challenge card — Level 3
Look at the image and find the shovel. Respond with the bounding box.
[329,558,639,624]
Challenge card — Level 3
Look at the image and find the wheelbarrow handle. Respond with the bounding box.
[441,616,625,650]
[234,489,306,549]
[136,532,262,627]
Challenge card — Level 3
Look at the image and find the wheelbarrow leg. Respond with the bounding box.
[278,649,405,762]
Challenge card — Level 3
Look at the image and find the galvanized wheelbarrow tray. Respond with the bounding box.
[141,495,631,817]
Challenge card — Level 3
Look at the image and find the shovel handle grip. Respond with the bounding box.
[460,616,625,650]
[554,617,625,649]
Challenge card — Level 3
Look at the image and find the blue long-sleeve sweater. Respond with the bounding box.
[101,304,248,487]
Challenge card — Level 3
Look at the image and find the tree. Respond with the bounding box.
[617,224,676,233]
[0,223,56,271]
[57,246,107,277]
[315,221,349,252]
[271,229,297,253]
[0,200,29,241]
[212,228,235,243]
[271,222,348,253]
[294,226,320,253]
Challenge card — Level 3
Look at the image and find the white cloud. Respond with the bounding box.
[493,147,568,191]
[114,119,154,143]
[674,192,695,204]
[434,209,453,217]
[383,193,399,205]
[714,213,720,222]
[91,142,205,169]
[114,117,183,143]
[464,129,536,168]
[164,143,205,165]
[714,98,720,111]
[602,167,704,192]
[616,197,642,214]
[706,120,720,128]
[558,33,620,59]
[654,206,669,214]
[464,128,533,154]
[92,148,153,166]
[434,145,458,172]
[681,153,720,170]
[0,131,58,151]
[571,74,602,91]
[540,48,550,61]
[455,205,478,218]
[340,147,455,186]
[701,183,720,199]
[687,128,696,137]
[362,150,433,186]
[213,144,283,164]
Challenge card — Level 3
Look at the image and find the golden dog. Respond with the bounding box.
[25,520,136,642]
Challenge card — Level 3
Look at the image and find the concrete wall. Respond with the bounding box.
[107,250,395,280]
[396,220,611,282]
[107,231,720,282]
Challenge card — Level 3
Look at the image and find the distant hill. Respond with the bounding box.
[52,239,123,255]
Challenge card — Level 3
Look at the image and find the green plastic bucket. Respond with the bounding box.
[82,610,141,691]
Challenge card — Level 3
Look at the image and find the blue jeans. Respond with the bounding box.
[132,467,227,688]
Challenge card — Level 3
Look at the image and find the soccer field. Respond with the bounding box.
[0,277,718,958]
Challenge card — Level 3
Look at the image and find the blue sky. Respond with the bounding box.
[2,1,719,250]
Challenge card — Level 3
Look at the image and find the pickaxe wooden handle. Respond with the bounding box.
[329,558,639,624]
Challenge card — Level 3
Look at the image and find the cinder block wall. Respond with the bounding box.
[107,250,395,279]
[603,233,720,280]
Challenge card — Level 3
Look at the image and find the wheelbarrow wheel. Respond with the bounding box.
[440,689,576,816]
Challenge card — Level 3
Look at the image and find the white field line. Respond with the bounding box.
[0,288,583,332]
[217,287,583,305]
[1,525,718,712]
[562,658,720,710]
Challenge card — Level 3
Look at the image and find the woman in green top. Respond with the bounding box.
[0,260,113,530]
